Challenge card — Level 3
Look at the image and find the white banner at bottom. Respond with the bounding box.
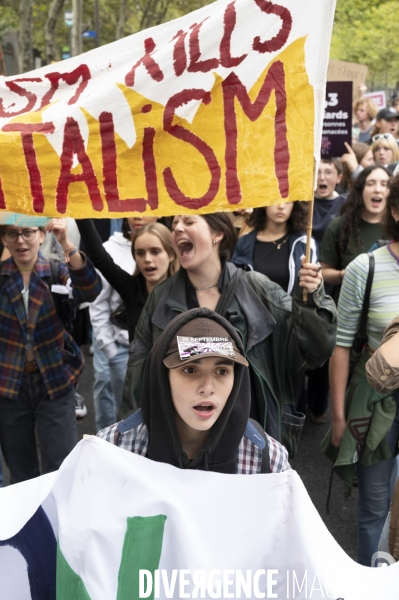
[0,437,398,600]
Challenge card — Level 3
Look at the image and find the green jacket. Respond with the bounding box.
[322,351,396,491]
[120,263,337,454]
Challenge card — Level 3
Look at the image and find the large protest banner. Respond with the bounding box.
[0,437,398,600]
[0,0,336,218]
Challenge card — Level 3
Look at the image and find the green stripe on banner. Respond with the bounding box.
[56,515,166,599]
[56,540,91,600]
[117,515,167,600]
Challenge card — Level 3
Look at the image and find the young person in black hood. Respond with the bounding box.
[98,307,290,474]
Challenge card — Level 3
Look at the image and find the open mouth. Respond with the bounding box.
[193,403,215,418]
[144,267,156,274]
[177,240,193,257]
[318,184,328,193]
[371,197,382,207]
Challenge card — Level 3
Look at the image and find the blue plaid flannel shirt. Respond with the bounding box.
[98,420,290,474]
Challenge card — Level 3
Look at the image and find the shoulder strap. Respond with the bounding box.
[335,214,347,268]
[117,408,144,433]
[357,253,375,339]
[246,419,270,474]
[215,267,241,318]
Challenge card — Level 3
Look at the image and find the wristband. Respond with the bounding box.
[64,245,79,262]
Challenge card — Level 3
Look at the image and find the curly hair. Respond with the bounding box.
[339,165,392,253]
[354,98,378,121]
[245,202,309,233]
[382,173,399,241]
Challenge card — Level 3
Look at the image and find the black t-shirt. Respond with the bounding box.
[312,195,347,245]
[253,236,290,292]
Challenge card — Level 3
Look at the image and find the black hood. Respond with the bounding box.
[140,307,251,473]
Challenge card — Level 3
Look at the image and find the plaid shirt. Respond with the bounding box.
[98,420,290,474]
[0,254,101,401]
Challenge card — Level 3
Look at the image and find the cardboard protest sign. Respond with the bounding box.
[0,0,336,218]
[0,437,398,600]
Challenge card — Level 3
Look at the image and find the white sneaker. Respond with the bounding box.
[74,390,88,419]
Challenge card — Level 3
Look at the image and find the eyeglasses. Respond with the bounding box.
[4,229,39,242]
[372,133,394,143]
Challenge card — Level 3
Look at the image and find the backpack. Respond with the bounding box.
[118,410,271,474]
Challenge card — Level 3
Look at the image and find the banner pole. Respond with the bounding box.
[303,159,317,302]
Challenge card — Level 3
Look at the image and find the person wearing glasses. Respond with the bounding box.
[0,219,101,484]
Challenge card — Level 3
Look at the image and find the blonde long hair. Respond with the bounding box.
[131,222,179,277]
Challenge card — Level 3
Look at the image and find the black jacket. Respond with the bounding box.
[121,263,337,452]
[76,219,147,341]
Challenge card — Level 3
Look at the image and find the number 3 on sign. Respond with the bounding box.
[325,93,338,108]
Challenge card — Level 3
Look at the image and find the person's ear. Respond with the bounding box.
[213,232,224,245]
[336,172,343,184]
[391,208,399,222]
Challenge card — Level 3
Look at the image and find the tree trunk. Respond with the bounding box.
[116,0,127,40]
[71,0,82,56]
[19,0,33,73]
[45,0,66,64]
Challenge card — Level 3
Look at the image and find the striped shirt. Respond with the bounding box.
[97,420,290,474]
[337,245,399,350]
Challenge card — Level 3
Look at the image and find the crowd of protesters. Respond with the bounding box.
[1,93,399,568]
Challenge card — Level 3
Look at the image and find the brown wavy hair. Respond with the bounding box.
[382,173,399,242]
[246,202,309,233]
[339,165,392,253]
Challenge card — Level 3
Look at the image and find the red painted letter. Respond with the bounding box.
[172,30,188,77]
[0,176,6,209]
[252,0,292,53]
[187,21,219,73]
[56,117,103,214]
[125,38,164,87]
[40,65,91,109]
[2,122,55,213]
[99,111,158,213]
[222,61,289,203]
[0,78,41,118]
[163,89,221,209]
[220,2,247,68]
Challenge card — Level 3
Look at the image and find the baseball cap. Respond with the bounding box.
[163,317,249,369]
[377,107,399,121]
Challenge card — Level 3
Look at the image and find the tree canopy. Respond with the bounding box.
[1,0,398,88]
[331,0,399,88]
